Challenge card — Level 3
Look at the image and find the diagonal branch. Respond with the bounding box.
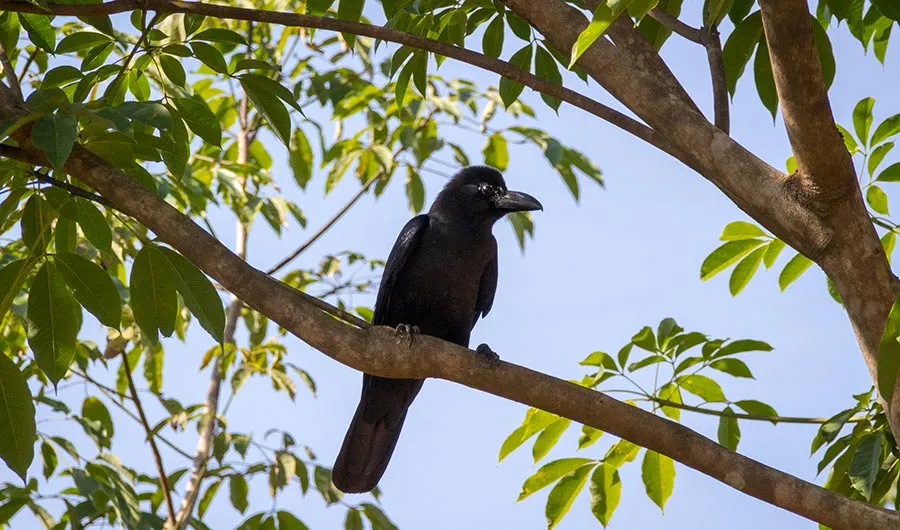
[757,0,900,440]
[0,41,22,99]
[702,25,730,133]
[49,145,900,530]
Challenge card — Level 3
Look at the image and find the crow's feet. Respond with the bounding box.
[475,343,500,367]
[395,324,420,348]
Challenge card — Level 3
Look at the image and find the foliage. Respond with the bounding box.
[0,2,597,528]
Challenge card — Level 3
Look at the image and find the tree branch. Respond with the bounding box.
[0,0,686,167]
[121,351,177,526]
[505,0,831,260]
[647,397,869,425]
[701,25,730,133]
[648,7,702,43]
[757,0,900,440]
[0,41,22,99]
[4,128,890,530]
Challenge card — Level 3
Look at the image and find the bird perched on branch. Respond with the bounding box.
[332,165,543,493]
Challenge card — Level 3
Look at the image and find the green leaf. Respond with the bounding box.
[763,239,785,268]
[753,37,778,120]
[31,114,78,170]
[157,248,224,343]
[778,253,814,291]
[289,128,313,190]
[877,162,900,182]
[192,28,247,45]
[55,216,76,254]
[518,458,594,501]
[545,463,593,529]
[866,185,889,214]
[641,450,675,510]
[734,399,778,423]
[20,14,55,52]
[604,439,640,468]
[21,195,57,255]
[173,97,222,147]
[713,338,773,358]
[81,396,114,447]
[74,199,111,251]
[361,503,396,530]
[0,259,34,322]
[405,166,425,213]
[39,441,56,479]
[159,54,187,87]
[499,409,558,461]
[229,474,249,513]
[56,31,110,53]
[533,417,571,462]
[676,374,726,402]
[849,433,883,500]
[0,353,36,481]
[722,11,762,95]
[578,426,603,450]
[394,54,414,108]
[872,0,900,21]
[534,45,562,111]
[810,16,835,89]
[345,509,363,530]
[579,351,618,371]
[277,511,310,530]
[128,69,150,102]
[130,244,178,342]
[853,97,875,147]
[720,221,767,241]
[499,44,533,108]
[872,114,900,146]
[54,253,121,328]
[27,262,79,386]
[198,479,222,519]
[338,0,365,47]
[869,142,894,176]
[483,133,509,171]
[877,296,900,409]
[570,1,629,67]
[717,408,741,450]
[657,383,682,420]
[589,463,621,527]
[240,76,291,145]
[709,358,754,378]
[42,66,83,89]
[700,239,764,280]
[729,246,765,296]
[482,15,504,58]
[190,41,229,74]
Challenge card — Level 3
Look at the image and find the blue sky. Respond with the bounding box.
[17,6,900,530]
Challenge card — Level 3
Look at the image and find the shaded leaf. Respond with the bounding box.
[0,354,36,481]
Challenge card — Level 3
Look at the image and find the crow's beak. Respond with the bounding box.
[493,190,543,212]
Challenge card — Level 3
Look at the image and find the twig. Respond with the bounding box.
[0,0,687,167]
[121,351,177,526]
[16,51,34,83]
[0,145,117,207]
[648,7,702,43]
[647,397,869,425]
[267,175,378,275]
[169,65,251,530]
[702,25,730,133]
[70,369,194,460]
[0,42,22,100]
[107,11,160,96]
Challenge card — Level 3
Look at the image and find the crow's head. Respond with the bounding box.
[432,166,542,226]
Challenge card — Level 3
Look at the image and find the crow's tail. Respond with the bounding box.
[332,376,422,493]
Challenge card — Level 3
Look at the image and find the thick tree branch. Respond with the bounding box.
[758,0,900,439]
[121,352,177,526]
[0,0,687,166]
[505,0,831,260]
[53,146,900,529]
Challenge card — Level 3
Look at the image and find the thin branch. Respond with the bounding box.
[0,0,687,167]
[16,52,33,83]
[647,397,869,425]
[648,7,702,43]
[267,175,377,275]
[32,170,115,208]
[0,42,22,100]
[107,11,160,94]
[701,25,730,133]
[121,352,177,526]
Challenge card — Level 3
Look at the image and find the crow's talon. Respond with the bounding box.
[395,324,419,348]
[475,343,500,367]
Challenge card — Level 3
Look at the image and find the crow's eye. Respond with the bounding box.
[478,183,494,196]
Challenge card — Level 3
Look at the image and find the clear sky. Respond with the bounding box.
[19,6,900,530]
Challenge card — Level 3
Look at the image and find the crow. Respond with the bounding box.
[332,165,542,493]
